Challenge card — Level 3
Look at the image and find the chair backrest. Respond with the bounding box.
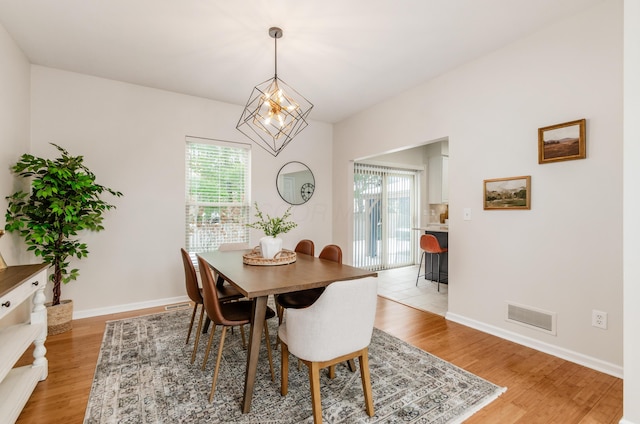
[294,239,315,256]
[284,277,378,362]
[318,244,342,264]
[181,248,203,304]
[196,255,226,325]
[219,242,251,251]
[420,234,443,254]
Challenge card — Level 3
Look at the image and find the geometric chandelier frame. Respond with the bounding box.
[236,27,313,157]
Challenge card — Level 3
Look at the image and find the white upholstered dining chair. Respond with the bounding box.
[278,276,378,423]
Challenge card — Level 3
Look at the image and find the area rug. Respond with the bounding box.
[84,308,506,423]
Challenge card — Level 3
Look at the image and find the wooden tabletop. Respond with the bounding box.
[197,250,377,298]
[0,264,48,298]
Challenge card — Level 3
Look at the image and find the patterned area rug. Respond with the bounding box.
[84,308,505,423]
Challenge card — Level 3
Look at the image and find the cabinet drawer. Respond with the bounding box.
[0,272,45,320]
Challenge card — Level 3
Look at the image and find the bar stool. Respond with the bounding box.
[415,234,448,291]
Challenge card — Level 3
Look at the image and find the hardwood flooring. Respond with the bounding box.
[15,298,623,423]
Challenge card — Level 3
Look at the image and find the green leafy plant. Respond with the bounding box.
[4,143,123,306]
[246,202,297,237]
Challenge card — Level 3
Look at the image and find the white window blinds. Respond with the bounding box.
[353,163,417,271]
[185,137,251,256]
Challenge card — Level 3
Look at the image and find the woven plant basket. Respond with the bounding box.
[46,299,73,335]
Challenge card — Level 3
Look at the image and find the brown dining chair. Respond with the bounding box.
[275,244,340,310]
[294,239,315,256]
[197,255,277,402]
[180,248,243,364]
[200,243,250,339]
[275,239,316,325]
[279,276,378,423]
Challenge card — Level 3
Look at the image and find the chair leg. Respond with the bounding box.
[429,253,434,282]
[436,253,441,292]
[281,342,289,396]
[263,320,275,382]
[277,304,284,325]
[190,306,205,364]
[276,303,284,350]
[415,251,425,286]
[186,303,198,344]
[358,348,374,417]
[202,324,217,371]
[330,358,355,379]
[209,326,228,402]
[308,362,323,424]
[240,324,246,348]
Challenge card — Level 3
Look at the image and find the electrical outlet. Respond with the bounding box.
[592,310,608,329]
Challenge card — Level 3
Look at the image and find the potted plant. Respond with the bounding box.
[4,143,122,335]
[246,202,297,258]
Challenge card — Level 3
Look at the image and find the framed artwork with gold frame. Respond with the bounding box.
[483,176,531,210]
[538,119,586,164]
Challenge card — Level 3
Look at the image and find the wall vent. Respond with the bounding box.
[506,302,557,335]
[165,302,191,311]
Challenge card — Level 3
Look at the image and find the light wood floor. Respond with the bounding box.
[16,297,622,423]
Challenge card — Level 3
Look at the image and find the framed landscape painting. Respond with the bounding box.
[538,119,586,164]
[483,176,531,210]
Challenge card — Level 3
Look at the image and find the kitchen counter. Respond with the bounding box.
[413,225,448,233]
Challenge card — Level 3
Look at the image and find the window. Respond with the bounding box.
[353,163,418,271]
[185,137,251,257]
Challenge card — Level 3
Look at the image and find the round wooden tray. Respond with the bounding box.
[242,248,297,266]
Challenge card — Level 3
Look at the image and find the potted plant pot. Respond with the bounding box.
[260,236,283,259]
[46,299,73,335]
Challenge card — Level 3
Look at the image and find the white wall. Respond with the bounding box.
[623,0,640,422]
[334,0,623,375]
[0,23,31,265]
[29,66,333,316]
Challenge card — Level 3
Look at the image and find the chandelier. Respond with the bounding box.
[236,27,313,157]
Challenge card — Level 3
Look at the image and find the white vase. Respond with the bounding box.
[260,236,283,259]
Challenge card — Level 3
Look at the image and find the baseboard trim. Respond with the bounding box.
[73,295,190,320]
[445,311,623,379]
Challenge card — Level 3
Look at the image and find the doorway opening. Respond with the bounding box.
[351,139,449,316]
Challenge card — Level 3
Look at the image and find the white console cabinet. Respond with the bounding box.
[0,264,48,424]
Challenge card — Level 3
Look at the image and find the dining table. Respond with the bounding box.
[197,249,378,413]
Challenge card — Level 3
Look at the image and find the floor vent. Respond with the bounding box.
[506,302,557,335]
[165,302,191,311]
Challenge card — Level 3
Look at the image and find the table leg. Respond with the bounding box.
[242,295,267,413]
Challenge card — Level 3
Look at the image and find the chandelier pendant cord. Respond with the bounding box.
[274,34,278,78]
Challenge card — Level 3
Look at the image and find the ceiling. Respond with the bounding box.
[0,0,603,123]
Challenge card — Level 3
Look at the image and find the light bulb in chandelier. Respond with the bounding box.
[261,85,300,128]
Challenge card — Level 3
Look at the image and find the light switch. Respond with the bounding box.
[463,208,472,221]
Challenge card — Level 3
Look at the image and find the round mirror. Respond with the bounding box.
[277,161,315,205]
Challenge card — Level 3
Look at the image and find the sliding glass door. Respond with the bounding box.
[353,163,417,271]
